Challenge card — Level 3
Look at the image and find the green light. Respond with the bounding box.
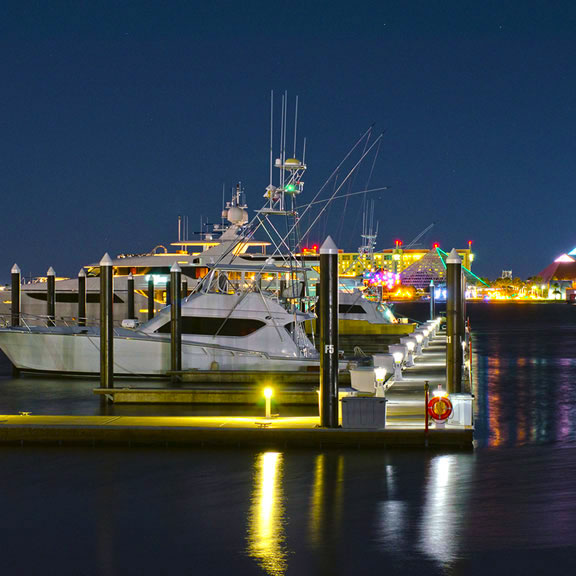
[286,184,296,192]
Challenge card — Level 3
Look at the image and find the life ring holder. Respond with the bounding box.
[427,396,453,421]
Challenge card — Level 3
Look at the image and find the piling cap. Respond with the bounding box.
[100,253,113,267]
[170,262,182,273]
[78,268,86,277]
[127,272,133,280]
[11,263,20,274]
[320,235,339,255]
[446,248,462,264]
[47,266,56,276]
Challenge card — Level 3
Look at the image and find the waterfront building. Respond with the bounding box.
[337,241,474,279]
[538,248,576,301]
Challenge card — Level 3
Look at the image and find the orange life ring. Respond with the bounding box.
[427,396,453,421]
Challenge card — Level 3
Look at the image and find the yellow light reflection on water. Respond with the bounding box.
[308,453,344,548]
[247,451,287,576]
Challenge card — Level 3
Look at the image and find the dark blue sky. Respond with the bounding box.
[1,1,575,281]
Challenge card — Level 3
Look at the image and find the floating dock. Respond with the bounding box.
[0,330,474,449]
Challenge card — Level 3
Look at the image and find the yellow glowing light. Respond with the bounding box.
[264,387,273,399]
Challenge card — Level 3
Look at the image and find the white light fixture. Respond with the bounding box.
[374,366,387,397]
[392,351,404,380]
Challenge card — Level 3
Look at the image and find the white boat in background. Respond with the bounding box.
[0,291,319,376]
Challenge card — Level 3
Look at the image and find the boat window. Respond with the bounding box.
[156,317,265,336]
[338,304,366,314]
[27,293,124,304]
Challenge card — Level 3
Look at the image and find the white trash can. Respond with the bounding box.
[449,393,474,426]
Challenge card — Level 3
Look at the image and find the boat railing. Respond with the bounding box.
[0,313,124,332]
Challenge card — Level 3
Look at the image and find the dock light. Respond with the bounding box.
[405,340,415,367]
[414,333,423,354]
[374,366,387,397]
[421,328,430,345]
[392,351,404,381]
[264,387,273,419]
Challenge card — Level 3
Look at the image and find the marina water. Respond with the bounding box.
[1,303,575,574]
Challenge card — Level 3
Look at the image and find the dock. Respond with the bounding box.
[0,329,474,449]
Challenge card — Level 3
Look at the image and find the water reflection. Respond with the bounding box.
[247,452,287,575]
[418,454,474,567]
[308,453,344,549]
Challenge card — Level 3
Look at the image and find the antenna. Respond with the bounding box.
[293,95,299,157]
[178,215,182,242]
[269,90,274,187]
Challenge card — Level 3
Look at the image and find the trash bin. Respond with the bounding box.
[449,393,474,426]
[341,396,387,429]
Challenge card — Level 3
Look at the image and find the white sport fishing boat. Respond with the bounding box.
[0,290,319,376]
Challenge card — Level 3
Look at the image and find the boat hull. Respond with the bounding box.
[0,330,319,376]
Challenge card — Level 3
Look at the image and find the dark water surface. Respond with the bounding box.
[1,303,576,575]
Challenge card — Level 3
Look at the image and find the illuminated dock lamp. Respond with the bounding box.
[263,386,273,419]
[400,337,416,365]
[413,332,424,355]
[388,344,406,381]
[420,327,430,347]
[374,366,387,397]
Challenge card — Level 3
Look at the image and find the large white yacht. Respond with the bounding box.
[0,290,319,376]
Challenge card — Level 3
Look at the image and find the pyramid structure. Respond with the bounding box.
[400,248,447,289]
[400,248,488,289]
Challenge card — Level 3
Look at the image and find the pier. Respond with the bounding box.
[0,326,474,449]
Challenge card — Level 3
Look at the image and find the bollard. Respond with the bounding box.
[166,279,171,307]
[78,268,87,326]
[446,249,463,394]
[11,264,21,327]
[181,278,188,299]
[147,277,155,320]
[47,267,56,327]
[170,263,182,382]
[127,273,135,320]
[100,253,114,392]
[319,236,339,428]
[429,279,435,321]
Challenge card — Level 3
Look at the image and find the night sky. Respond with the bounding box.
[1,1,575,282]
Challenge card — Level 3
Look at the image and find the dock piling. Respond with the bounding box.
[127,273,135,320]
[100,253,114,394]
[170,263,182,382]
[319,236,339,428]
[147,277,155,320]
[446,249,463,394]
[10,264,20,327]
[78,268,86,326]
[47,267,56,327]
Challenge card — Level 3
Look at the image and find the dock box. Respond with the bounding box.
[341,396,387,429]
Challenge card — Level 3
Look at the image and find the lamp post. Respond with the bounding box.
[413,333,423,355]
[374,366,387,397]
[392,351,404,380]
[405,340,415,366]
[264,387,273,419]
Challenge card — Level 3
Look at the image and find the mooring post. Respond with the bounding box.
[100,253,114,393]
[127,273,135,320]
[170,263,182,382]
[181,278,188,299]
[78,268,86,326]
[429,279,435,321]
[446,249,463,394]
[147,277,155,320]
[319,236,339,428]
[11,264,21,327]
[47,266,56,327]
